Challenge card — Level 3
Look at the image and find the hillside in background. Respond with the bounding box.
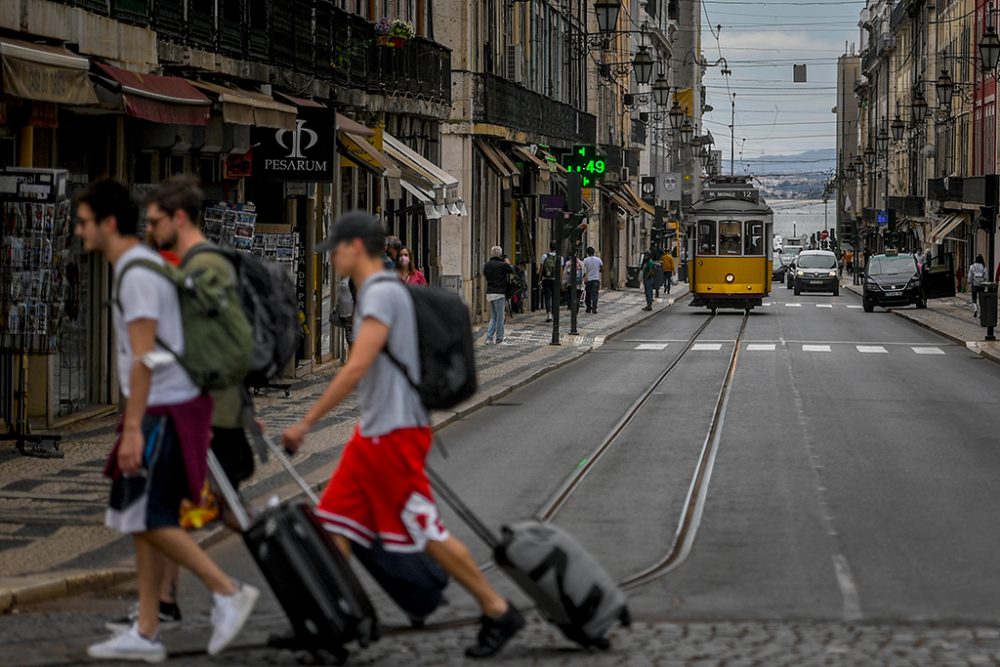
[722,148,836,200]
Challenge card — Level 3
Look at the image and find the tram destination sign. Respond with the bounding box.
[562,145,608,188]
[707,189,759,204]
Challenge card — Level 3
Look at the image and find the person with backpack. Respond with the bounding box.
[539,241,559,322]
[75,180,258,663]
[281,212,524,658]
[641,252,657,311]
[970,254,988,317]
[483,246,514,345]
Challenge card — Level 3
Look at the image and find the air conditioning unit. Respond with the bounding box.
[506,45,523,84]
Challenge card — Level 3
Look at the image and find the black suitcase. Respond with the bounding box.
[208,443,378,663]
[426,465,630,649]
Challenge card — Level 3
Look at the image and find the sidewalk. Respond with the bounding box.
[0,285,687,612]
[844,283,1000,363]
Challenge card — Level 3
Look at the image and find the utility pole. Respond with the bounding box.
[730,93,736,176]
[567,172,583,336]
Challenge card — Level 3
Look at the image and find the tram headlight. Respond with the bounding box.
[725,273,735,283]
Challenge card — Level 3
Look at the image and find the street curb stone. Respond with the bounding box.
[0,291,684,613]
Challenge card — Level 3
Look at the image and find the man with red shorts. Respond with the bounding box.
[282,212,523,658]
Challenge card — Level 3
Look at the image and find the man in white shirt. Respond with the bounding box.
[75,180,257,663]
[582,246,604,314]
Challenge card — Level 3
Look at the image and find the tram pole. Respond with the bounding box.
[567,173,583,336]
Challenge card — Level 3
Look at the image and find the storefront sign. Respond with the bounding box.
[539,194,566,219]
[640,177,656,205]
[254,110,334,181]
[224,152,252,179]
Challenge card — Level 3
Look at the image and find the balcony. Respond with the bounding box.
[473,73,597,145]
[888,195,924,217]
[927,177,963,202]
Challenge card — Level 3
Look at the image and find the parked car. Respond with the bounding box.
[862,251,925,312]
[792,250,840,296]
[772,252,794,282]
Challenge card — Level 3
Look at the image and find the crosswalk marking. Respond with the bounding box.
[803,344,832,352]
[785,303,802,308]
[635,343,669,351]
[857,345,888,354]
[816,304,833,308]
[747,344,776,351]
[912,347,945,355]
[692,343,723,351]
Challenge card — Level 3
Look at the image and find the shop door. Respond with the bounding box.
[924,252,956,299]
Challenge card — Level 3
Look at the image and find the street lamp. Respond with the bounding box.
[631,46,655,86]
[680,119,694,145]
[594,0,621,34]
[936,68,955,109]
[699,147,711,169]
[876,123,889,155]
[845,161,856,179]
[652,75,671,107]
[891,111,906,142]
[980,23,1000,73]
[911,88,929,124]
[854,154,865,177]
[864,145,875,166]
[668,97,684,131]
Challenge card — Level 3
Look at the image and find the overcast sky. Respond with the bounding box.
[699,0,862,167]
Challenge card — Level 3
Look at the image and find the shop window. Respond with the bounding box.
[134,152,154,184]
[719,220,742,256]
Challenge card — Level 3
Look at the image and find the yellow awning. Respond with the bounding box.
[621,183,656,216]
[189,80,296,129]
[0,37,97,105]
[338,132,401,197]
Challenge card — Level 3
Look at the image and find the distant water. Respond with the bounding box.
[769,199,833,246]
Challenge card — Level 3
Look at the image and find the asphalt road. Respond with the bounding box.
[6,283,1000,665]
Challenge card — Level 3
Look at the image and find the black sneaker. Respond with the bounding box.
[464,603,525,658]
[106,601,182,633]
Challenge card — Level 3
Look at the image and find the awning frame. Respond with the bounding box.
[928,212,968,245]
[189,80,296,129]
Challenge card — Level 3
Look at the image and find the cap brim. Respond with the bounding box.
[315,236,338,253]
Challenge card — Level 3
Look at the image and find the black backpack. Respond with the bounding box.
[378,278,477,410]
[185,245,301,387]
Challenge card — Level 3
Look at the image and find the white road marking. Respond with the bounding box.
[635,343,669,351]
[857,345,888,354]
[785,303,802,308]
[762,301,773,306]
[802,344,832,352]
[833,554,864,621]
[691,343,723,351]
[816,304,833,308]
[912,347,945,355]
[846,305,863,309]
[746,344,776,351]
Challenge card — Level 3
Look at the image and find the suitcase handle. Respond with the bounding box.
[244,411,321,505]
[426,462,500,550]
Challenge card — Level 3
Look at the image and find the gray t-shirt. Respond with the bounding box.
[354,273,429,436]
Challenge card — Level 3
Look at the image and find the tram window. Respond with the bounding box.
[719,221,742,255]
[698,221,717,255]
[744,221,765,256]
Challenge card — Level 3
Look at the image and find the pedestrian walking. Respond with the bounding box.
[103,176,261,638]
[641,252,657,311]
[384,235,402,270]
[539,241,559,322]
[282,212,524,659]
[970,254,988,317]
[76,180,258,663]
[660,249,675,295]
[563,252,585,309]
[652,247,664,298]
[333,277,356,349]
[483,246,515,345]
[582,247,603,313]
[397,246,427,285]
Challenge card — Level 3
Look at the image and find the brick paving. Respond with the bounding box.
[0,287,680,603]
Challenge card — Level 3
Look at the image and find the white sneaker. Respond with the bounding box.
[208,583,259,655]
[87,624,166,663]
[484,338,494,345]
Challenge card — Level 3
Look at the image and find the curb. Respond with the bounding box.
[0,291,686,614]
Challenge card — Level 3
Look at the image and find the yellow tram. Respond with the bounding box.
[686,176,774,312]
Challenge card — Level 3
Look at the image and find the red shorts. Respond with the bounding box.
[316,426,449,553]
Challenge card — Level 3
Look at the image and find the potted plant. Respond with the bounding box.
[375,17,414,48]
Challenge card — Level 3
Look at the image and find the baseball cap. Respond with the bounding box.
[316,211,383,253]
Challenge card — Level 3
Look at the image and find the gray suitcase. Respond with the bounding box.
[427,467,630,649]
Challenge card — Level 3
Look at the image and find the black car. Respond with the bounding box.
[862,252,926,312]
[792,250,839,296]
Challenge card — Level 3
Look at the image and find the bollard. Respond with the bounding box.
[981,282,998,341]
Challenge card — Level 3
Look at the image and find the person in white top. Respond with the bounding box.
[582,246,604,313]
[75,179,257,663]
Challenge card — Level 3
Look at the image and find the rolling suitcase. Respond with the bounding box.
[236,426,449,629]
[207,447,378,664]
[426,466,630,649]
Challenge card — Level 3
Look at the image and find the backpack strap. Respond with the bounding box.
[112,257,185,369]
[361,272,421,391]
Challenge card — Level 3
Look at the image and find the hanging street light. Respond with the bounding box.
[668,97,685,131]
[864,145,875,166]
[631,46,655,85]
[854,154,866,177]
[680,119,694,145]
[936,68,955,109]
[699,147,711,169]
[652,75,671,107]
[845,161,856,179]
[980,23,1000,74]
[877,123,889,155]
[891,111,906,141]
[594,0,622,35]
[911,88,929,124]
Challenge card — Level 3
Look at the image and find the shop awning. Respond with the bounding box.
[599,184,639,217]
[537,147,568,173]
[335,113,375,137]
[189,80,296,129]
[928,212,968,245]
[400,179,444,220]
[383,132,463,213]
[621,183,656,216]
[275,91,325,109]
[338,131,402,198]
[0,37,98,105]
[475,139,518,189]
[92,62,211,125]
[511,144,548,170]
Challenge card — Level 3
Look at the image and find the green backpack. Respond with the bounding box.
[114,258,252,392]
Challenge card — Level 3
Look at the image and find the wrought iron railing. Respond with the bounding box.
[474,73,597,145]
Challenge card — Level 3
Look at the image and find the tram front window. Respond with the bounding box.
[744,221,765,256]
[719,221,742,255]
[698,221,717,255]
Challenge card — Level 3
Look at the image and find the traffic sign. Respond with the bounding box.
[820,230,829,241]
